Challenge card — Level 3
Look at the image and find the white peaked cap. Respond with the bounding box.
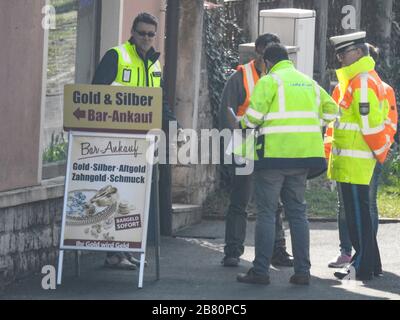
[330,31,366,52]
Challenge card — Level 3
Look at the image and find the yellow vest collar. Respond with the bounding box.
[336,56,375,99]
[269,60,294,73]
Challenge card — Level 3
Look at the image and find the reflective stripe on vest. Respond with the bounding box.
[270,73,286,113]
[332,148,374,159]
[243,116,257,129]
[359,72,390,162]
[374,134,392,156]
[244,63,256,94]
[259,125,321,135]
[385,119,397,131]
[236,61,259,116]
[246,107,264,120]
[323,85,340,159]
[264,111,318,121]
[118,44,133,64]
[258,73,321,136]
[335,121,360,131]
[324,122,334,159]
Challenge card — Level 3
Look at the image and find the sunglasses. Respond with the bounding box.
[336,47,358,60]
[135,30,156,38]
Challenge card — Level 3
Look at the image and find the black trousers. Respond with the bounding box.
[339,183,382,277]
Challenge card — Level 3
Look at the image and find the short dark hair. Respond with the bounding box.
[263,43,289,64]
[255,33,280,51]
[132,12,158,32]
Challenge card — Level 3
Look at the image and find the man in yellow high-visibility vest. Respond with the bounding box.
[93,12,178,270]
[236,43,338,285]
[219,34,294,269]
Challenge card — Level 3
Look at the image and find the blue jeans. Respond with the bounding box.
[224,170,287,259]
[253,168,310,276]
[337,162,382,255]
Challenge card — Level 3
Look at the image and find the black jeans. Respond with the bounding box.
[224,171,287,258]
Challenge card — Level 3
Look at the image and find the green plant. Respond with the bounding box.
[380,147,400,185]
[51,0,78,14]
[389,148,400,177]
[203,1,247,129]
[42,132,68,164]
[203,1,248,190]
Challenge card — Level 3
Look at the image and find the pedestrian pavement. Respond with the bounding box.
[1,220,400,300]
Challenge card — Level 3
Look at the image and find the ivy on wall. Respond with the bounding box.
[203,1,247,129]
[203,1,248,190]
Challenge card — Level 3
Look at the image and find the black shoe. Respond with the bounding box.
[334,268,373,281]
[289,274,310,285]
[374,271,384,278]
[237,268,270,285]
[271,250,294,267]
[374,268,383,277]
[334,267,351,280]
[221,256,240,267]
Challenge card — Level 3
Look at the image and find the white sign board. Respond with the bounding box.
[60,131,155,252]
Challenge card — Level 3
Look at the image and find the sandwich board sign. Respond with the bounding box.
[58,85,162,288]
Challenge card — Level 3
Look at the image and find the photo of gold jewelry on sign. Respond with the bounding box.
[66,186,119,226]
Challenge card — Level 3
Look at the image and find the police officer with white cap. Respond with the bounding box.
[327,31,390,281]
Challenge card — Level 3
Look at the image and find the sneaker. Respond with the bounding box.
[104,255,137,270]
[271,250,294,267]
[328,253,352,268]
[289,274,310,285]
[221,256,240,267]
[237,268,270,285]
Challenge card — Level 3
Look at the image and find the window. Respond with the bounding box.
[42,0,78,179]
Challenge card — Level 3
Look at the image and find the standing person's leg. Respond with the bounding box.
[273,202,286,252]
[271,200,294,267]
[355,184,380,279]
[373,234,383,276]
[280,168,310,284]
[370,154,389,277]
[237,169,284,284]
[223,170,252,266]
[335,183,377,280]
[369,162,382,235]
[328,183,352,268]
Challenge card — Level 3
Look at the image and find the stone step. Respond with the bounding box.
[172,204,202,234]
